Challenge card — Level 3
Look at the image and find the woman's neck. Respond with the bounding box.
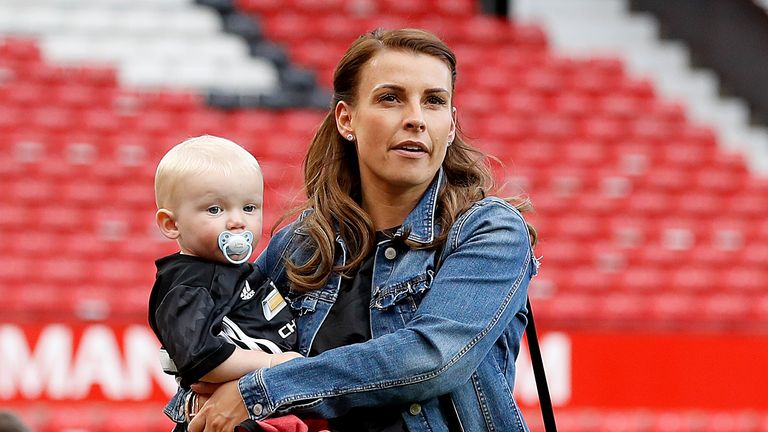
[361,183,426,231]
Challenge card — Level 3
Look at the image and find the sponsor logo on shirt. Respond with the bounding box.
[262,283,287,321]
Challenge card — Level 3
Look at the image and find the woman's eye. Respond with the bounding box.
[379,94,398,103]
[207,206,222,215]
[426,95,447,105]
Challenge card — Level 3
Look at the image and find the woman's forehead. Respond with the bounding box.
[359,50,452,92]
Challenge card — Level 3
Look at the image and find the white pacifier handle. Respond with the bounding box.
[218,230,254,264]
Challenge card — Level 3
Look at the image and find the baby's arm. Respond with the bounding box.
[200,347,302,383]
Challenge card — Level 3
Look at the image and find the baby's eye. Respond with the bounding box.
[207,206,222,215]
[243,204,257,213]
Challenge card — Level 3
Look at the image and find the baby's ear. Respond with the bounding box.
[156,209,179,239]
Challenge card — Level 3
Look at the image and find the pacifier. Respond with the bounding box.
[218,230,254,264]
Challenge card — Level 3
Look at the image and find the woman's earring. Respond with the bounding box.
[347,134,355,141]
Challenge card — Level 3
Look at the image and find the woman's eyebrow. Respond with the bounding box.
[372,83,405,92]
[372,84,449,95]
[425,87,450,95]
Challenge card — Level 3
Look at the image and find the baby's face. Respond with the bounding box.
[172,167,263,263]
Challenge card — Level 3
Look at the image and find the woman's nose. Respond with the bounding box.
[404,104,426,132]
[406,118,426,131]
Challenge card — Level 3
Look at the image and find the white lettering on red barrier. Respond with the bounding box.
[0,324,176,401]
[515,332,571,406]
[0,324,573,404]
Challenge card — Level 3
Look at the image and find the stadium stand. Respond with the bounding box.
[1,0,767,430]
[514,0,768,175]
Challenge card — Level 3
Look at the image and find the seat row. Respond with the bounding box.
[4,277,766,327]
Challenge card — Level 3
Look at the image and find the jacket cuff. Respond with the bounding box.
[239,369,273,420]
[163,386,189,424]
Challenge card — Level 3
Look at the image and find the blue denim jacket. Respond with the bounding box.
[231,170,538,432]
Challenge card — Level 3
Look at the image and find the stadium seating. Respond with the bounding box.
[3,0,768,430]
[2,0,767,327]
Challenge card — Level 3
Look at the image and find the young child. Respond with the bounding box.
[148,135,301,428]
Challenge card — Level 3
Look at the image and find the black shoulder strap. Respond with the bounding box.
[525,297,558,431]
[433,247,557,431]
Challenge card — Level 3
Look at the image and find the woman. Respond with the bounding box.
[188,28,538,432]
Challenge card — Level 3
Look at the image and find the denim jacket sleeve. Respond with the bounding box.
[239,197,535,420]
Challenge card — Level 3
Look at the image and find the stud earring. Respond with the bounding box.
[347,134,355,141]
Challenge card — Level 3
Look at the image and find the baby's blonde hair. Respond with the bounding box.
[154,135,261,209]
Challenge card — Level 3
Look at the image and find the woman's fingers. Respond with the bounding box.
[187,406,234,432]
[187,408,205,432]
[187,380,250,432]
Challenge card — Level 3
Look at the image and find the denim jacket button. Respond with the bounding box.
[384,247,397,260]
[252,404,263,416]
[408,403,422,415]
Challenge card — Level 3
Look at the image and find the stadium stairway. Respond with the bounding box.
[513,0,768,174]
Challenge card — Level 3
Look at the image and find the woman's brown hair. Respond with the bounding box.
[277,28,536,291]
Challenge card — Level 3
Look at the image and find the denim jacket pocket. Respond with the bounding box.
[372,271,433,311]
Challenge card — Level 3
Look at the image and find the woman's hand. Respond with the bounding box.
[187,380,249,432]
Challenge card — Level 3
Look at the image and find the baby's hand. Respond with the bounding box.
[269,351,303,367]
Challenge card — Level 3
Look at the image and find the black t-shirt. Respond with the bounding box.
[148,253,297,388]
[309,232,407,432]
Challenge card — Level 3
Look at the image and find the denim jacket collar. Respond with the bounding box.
[294,169,444,244]
[394,168,444,245]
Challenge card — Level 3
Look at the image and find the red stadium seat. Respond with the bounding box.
[618,266,667,292]
[675,191,720,218]
[701,293,752,323]
[536,239,588,268]
[622,190,673,218]
[0,37,42,63]
[508,23,549,48]
[565,265,620,293]
[637,166,691,195]
[738,243,768,270]
[689,246,736,269]
[719,266,768,293]
[58,179,108,208]
[730,194,768,223]
[670,265,717,292]
[0,255,33,286]
[531,292,596,323]
[647,293,700,324]
[596,292,650,323]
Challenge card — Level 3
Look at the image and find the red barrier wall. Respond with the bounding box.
[2,323,766,411]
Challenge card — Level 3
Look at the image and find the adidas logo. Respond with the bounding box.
[240,281,255,300]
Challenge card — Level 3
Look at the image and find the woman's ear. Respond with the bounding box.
[335,100,354,139]
[447,106,457,145]
[156,209,180,240]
